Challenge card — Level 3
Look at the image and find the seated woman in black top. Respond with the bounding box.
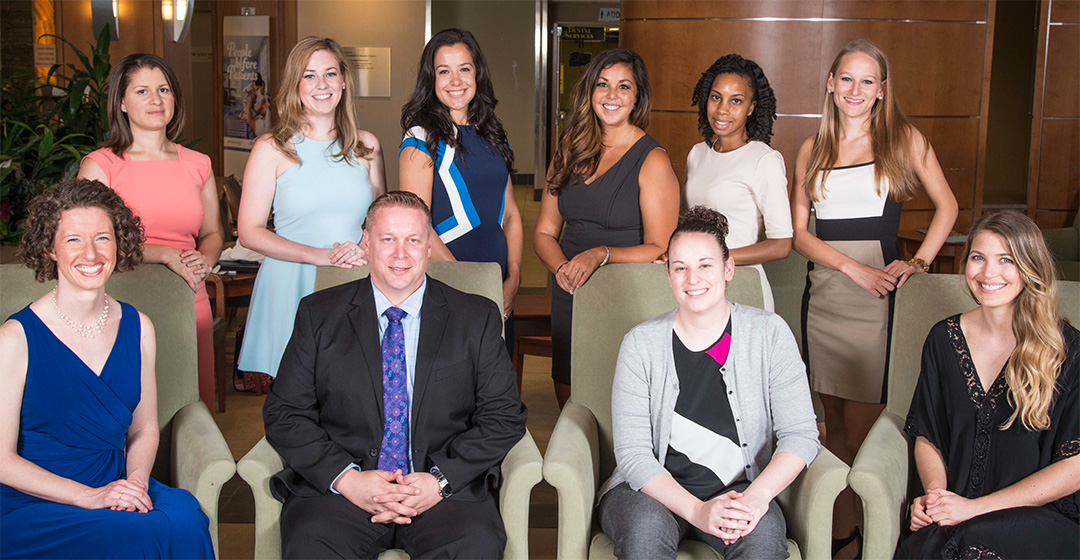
[899,210,1079,558]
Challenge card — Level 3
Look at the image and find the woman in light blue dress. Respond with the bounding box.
[237,37,386,385]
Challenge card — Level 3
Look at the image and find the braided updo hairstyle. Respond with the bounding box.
[668,205,730,261]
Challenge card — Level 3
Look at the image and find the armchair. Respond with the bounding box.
[0,264,236,557]
[237,261,543,559]
[1043,211,1079,280]
[542,264,849,559]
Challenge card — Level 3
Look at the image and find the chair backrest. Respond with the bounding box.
[1,263,199,481]
[314,261,504,319]
[1062,280,1079,323]
[885,274,976,416]
[762,249,809,352]
[762,215,815,352]
[221,176,242,220]
[570,263,765,481]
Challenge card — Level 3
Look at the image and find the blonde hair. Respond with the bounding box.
[270,36,370,164]
[961,210,1066,431]
[802,39,923,203]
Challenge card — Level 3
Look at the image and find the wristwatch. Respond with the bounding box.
[430,466,452,498]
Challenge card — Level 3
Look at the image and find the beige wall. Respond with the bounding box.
[432,0,536,176]
[297,0,427,190]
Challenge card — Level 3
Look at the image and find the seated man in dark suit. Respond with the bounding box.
[264,191,528,559]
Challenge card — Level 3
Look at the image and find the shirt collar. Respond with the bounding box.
[372,276,427,319]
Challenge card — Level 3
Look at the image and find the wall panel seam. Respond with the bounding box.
[621,17,987,24]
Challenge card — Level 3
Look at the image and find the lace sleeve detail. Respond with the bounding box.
[1054,438,1080,461]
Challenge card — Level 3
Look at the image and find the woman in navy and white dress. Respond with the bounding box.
[400,28,522,354]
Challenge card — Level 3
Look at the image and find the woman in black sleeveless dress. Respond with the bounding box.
[534,48,680,408]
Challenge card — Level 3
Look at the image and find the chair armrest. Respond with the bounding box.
[776,446,849,560]
[171,401,237,557]
[499,429,544,560]
[542,402,600,560]
[848,412,912,560]
[206,273,226,319]
[238,437,286,560]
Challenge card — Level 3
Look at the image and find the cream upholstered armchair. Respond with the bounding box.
[849,275,1080,558]
[1044,212,1079,280]
[0,264,237,557]
[237,261,543,560]
[541,263,849,559]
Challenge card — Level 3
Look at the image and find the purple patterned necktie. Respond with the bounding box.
[378,307,410,473]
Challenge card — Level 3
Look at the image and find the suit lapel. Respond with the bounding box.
[411,278,448,418]
[348,278,385,416]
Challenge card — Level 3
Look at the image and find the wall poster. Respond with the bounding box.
[222,15,270,179]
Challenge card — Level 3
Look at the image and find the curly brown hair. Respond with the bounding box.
[17,178,145,282]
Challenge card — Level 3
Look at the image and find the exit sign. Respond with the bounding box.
[599,8,620,22]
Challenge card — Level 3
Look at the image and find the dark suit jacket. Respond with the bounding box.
[264,276,527,503]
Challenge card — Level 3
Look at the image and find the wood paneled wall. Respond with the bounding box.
[1028,0,1080,229]
[621,0,999,232]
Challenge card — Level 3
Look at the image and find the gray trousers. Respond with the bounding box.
[599,482,789,560]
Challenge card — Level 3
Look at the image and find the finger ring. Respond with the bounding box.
[350,247,356,252]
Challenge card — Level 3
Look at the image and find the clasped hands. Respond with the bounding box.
[692,490,769,546]
[326,241,367,268]
[910,488,980,531]
[555,246,606,295]
[77,478,153,513]
[845,258,925,298]
[335,469,442,524]
[168,248,211,293]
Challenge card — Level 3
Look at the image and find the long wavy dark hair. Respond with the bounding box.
[691,54,777,145]
[400,28,514,173]
[548,48,651,194]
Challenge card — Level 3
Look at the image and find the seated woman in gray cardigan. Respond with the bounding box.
[598,206,820,559]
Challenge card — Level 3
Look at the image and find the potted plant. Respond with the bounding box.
[1,25,112,250]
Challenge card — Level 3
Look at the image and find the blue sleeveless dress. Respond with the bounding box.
[238,135,373,377]
[0,303,214,559]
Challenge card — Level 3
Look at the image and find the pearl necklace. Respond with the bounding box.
[52,286,110,339]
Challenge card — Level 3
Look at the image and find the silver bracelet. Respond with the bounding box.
[599,246,610,267]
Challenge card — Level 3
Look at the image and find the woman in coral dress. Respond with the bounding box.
[80,54,223,412]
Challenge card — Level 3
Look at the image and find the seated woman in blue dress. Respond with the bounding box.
[0,178,214,559]
[899,210,1079,559]
[598,206,819,559]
